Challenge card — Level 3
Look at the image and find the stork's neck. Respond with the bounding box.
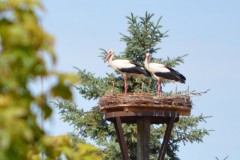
[144,56,150,70]
[108,53,114,66]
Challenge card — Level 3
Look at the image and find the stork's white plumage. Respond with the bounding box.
[144,53,186,96]
[105,49,150,94]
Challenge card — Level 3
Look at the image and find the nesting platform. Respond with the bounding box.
[99,93,192,123]
[99,93,192,160]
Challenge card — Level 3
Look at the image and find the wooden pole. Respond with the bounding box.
[137,117,151,160]
[113,117,130,160]
[158,117,176,160]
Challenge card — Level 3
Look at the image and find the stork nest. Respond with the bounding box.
[99,93,192,109]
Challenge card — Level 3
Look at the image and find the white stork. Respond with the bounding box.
[105,49,150,94]
[144,53,186,96]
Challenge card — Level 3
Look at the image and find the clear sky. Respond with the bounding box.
[41,0,240,159]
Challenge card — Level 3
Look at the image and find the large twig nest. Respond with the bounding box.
[99,93,192,117]
[99,93,192,108]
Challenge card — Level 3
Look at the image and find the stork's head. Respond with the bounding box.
[105,49,115,63]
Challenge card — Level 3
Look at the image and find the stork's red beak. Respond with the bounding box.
[104,53,111,63]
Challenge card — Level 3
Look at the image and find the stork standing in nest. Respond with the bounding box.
[144,53,186,96]
[105,49,150,95]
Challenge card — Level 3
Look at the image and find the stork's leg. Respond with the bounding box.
[123,74,128,95]
[112,81,115,95]
[158,78,162,96]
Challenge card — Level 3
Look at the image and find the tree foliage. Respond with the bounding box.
[0,0,102,159]
[215,156,229,160]
[55,12,211,160]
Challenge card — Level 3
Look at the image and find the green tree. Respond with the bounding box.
[55,12,210,160]
[0,0,102,159]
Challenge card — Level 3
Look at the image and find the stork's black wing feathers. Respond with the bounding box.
[155,67,186,83]
[119,61,151,77]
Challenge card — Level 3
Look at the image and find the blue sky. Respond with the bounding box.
[41,0,240,159]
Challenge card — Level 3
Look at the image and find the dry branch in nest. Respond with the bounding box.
[98,90,209,116]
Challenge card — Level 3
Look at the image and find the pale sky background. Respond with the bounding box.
[41,1,240,159]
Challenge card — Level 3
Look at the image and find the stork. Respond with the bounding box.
[144,53,186,96]
[105,49,150,94]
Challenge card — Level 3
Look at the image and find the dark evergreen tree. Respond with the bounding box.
[55,12,210,160]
